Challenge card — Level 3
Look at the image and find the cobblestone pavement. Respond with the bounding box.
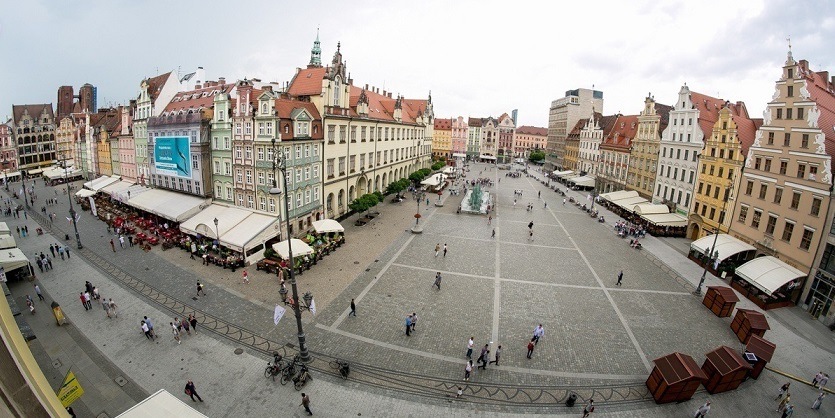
[4,168,835,417]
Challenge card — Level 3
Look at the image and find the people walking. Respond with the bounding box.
[349,299,356,317]
[49,244,55,258]
[582,399,595,417]
[242,269,249,284]
[80,292,88,310]
[64,246,70,259]
[443,243,448,257]
[405,315,412,336]
[197,281,206,296]
[299,393,312,415]
[108,299,118,317]
[184,380,203,402]
[181,317,191,335]
[812,392,825,409]
[141,321,152,340]
[411,312,417,331]
[489,345,502,366]
[434,272,442,290]
[144,316,157,339]
[693,401,710,417]
[34,284,44,301]
[464,360,473,381]
[616,270,623,286]
[477,344,489,370]
[777,393,791,412]
[83,291,92,310]
[58,246,65,260]
[110,238,115,252]
[532,324,544,345]
[488,216,492,225]
[466,337,474,359]
[813,371,823,387]
[171,322,181,344]
[526,340,535,359]
[434,243,440,257]
[818,373,829,388]
[781,404,793,418]
[102,297,112,318]
[491,229,496,238]
[189,314,197,333]
[776,382,790,400]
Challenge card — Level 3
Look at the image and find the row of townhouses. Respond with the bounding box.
[430,113,546,161]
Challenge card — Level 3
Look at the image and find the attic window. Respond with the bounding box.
[212,90,220,96]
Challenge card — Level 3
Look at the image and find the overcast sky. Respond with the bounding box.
[1,0,833,128]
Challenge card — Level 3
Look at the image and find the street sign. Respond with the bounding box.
[57,369,84,407]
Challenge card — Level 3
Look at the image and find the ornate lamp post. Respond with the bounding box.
[270,136,312,363]
[213,217,220,245]
[61,153,83,249]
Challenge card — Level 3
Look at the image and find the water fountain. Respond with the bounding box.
[460,184,491,214]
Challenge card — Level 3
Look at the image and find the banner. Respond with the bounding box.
[273,305,286,325]
[88,197,97,217]
[57,370,84,407]
[154,136,192,178]
[308,298,316,316]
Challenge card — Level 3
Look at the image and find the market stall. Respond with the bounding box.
[0,248,32,281]
[127,189,209,223]
[743,334,776,379]
[689,234,756,278]
[700,346,751,394]
[702,286,740,318]
[0,235,16,250]
[730,308,770,344]
[731,256,804,310]
[85,175,120,191]
[646,352,707,404]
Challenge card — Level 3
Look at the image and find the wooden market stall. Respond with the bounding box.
[743,334,776,379]
[646,352,707,404]
[730,308,770,344]
[702,286,740,318]
[701,346,752,394]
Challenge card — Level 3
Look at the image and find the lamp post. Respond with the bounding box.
[694,186,733,295]
[270,137,311,363]
[22,173,29,210]
[213,217,219,246]
[61,154,83,249]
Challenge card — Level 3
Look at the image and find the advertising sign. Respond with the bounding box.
[154,136,192,178]
[57,370,84,407]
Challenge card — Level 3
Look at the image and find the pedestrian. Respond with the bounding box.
[464,360,473,381]
[582,399,595,417]
[411,312,417,331]
[171,322,181,344]
[64,246,70,259]
[35,257,43,272]
[776,382,790,400]
[616,270,623,286]
[489,345,502,366]
[110,238,115,252]
[197,281,206,296]
[443,243,448,257]
[488,216,492,225]
[693,401,710,417]
[58,246,65,260]
[491,229,496,238]
[349,299,356,316]
[477,344,489,370]
[538,190,541,198]
[781,404,793,418]
[544,201,547,208]
[141,321,152,340]
[818,373,829,388]
[102,297,112,318]
[184,380,203,402]
[434,272,442,290]
[434,243,440,257]
[813,371,823,387]
[49,244,55,258]
[405,315,412,336]
[143,316,156,338]
[242,269,249,284]
[92,286,100,301]
[528,230,533,241]
[46,256,53,270]
[563,198,566,205]
[189,314,197,332]
[26,298,35,314]
[532,324,544,345]
[181,317,191,335]
[299,393,312,416]
[108,299,118,317]
[119,235,125,248]
[466,337,474,359]
[526,340,535,359]
[456,387,463,398]
[34,284,44,301]
[128,235,133,247]
[15,226,19,237]
[79,292,88,310]
[83,291,92,310]
[777,393,791,412]
[812,392,825,409]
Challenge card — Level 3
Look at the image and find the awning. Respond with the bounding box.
[101,181,135,199]
[478,155,496,160]
[85,175,120,191]
[690,234,756,263]
[27,168,44,175]
[44,168,83,180]
[0,222,9,235]
[600,190,639,202]
[567,175,596,188]
[553,170,573,177]
[180,204,252,240]
[421,174,447,187]
[75,189,97,198]
[452,153,466,158]
[312,219,344,233]
[116,389,208,418]
[556,170,575,179]
[442,167,456,174]
[735,256,806,296]
[113,184,152,203]
[613,196,649,211]
[3,171,21,179]
[0,248,29,272]
[219,212,278,253]
[272,239,314,259]
[642,212,688,227]
[632,203,670,215]
[127,189,209,222]
[0,235,16,250]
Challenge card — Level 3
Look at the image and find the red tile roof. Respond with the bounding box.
[349,86,394,122]
[799,60,835,161]
[163,83,234,115]
[146,72,173,102]
[516,125,547,136]
[568,118,589,137]
[400,99,429,124]
[12,104,54,124]
[602,114,639,150]
[434,118,452,130]
[728,102,757,155]
[690,91,726,139]
[273,98,324,140]
[468,117,483,128]
[656,103,674,132]
[287,67,327,96]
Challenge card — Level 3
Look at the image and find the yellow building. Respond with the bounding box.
[433,118,452,159]
[690,103,758,239]
[627,95,672,200]
[563,119,586,170]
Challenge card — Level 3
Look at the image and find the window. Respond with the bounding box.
[304,145,310,157]
[304,167,310,180]
[339,126,346,143]
[786,108,793,119]
[784,133,791,147]
[350,127,356,142]
[224,162,231,175]
[709,207,716,220]
[235,170,243,183]
[797,164,806,179]
[258,172,264,185]
[235,146,242,158]
[295,146,302,159]
[245,146,252,159]
[801,228,814,250]
[258,122,264,135]
[755,157,761,170]
[774,187,783,204]
[245,170,252,184]
[698,182,704,194]
[296,192,302,208]
[812,198,822,216]
[791,191,801,209]
[266,122,272,135]
[328,125,335,143]
[782,221,795,241]
[269,198,276,213]
[247,195,254,209]
[738,205,749,222]
[779,161,787,175]
[798,108,804,120]
[810,165,818,179]
[751,209,762,229]
[745,181,753,196]
[759,184,767,199]
[215,184,222,198]
[338,157,346,175]
[768,132,774,145]
[213,161,220,174]
[312,144,319,157]
[763,159,771,172]
[787,86,794,97]
[295,168,302,182]
[259,197,266,211]
[766,215,778,235]
[305,189,311,204]
[312,164,319,178]
[776,108,783,119]
[706,184,712,197]
[802,134,809,148]
[245,123,252,134]
[728,150,734,160]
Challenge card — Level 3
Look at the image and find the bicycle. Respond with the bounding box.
[264,353,284,381]
[293,364,312,390]
[280,355,301,385]
[329,359,350,379]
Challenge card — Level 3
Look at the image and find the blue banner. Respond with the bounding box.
[154,137,191,178]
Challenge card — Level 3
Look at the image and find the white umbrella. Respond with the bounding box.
[272,239,314,259]
[312,219,344,233]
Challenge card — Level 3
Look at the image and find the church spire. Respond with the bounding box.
[309,27,322,67]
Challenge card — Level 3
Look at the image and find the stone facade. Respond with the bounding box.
[134,72,180,185]
[480,117,497,160]
[626,95,672,200]
[432,118,451,158]
[597,115,638,193]
[513,126,547,158]
[117,103,136,181]
[466,117,482,159]
[210,88,234,203]
[450,116,468,158]
[577,114,616,177]
[545,88,603,170]
[11,104,56,172]
[497,113,515,162]
[0,121,16,172]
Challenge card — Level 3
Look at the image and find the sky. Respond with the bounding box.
[1,0,833,128]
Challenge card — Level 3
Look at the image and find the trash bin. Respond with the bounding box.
[565,393,577,407]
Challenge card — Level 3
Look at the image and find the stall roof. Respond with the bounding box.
[3,171,21,178]
[75,189,97,198]
[442,166,456,174]
[653,352,707,385]
[101,180,134,198]
[86,175,120,191]
[691,234,756,263]
[567,175,596,188]
[180,204,251,239]
[44,168,82,180]
[0,222,9,236]
[220,212,278,252]
[556,170,575,179]
[706,286,740,303]
[745,334,776,363]
[114,184,152,203]
[553,170,573,176]
[642,212,688,227]
[127,189,209,222]
[0,235,16,250]
[312,219,344,233]
[704,345,751,375]
[735,256,805,296]
[117,389,208,418]
[478,155,497,160]
[27,168,44,175]
[272,239,314,259]
[613,196,649,210]
[0,248,29,272]
[736,308,771,331]
[600,190,639,202]
[420,173,447,186]
[632,203,670,215]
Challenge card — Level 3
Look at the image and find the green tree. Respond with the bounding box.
[528,150,545,162]
[348,193,379,215]
[431,161,445,171]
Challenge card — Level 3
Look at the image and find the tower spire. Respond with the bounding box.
[786,35,794,64]
[309,27,322,67]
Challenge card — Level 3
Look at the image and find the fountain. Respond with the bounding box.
[460,184,491,214]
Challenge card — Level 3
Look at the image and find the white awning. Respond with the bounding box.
[421,174,447,187]
[553,170,573,176]
[567,175,596,188]
[478,155,497,160]
[556,170,575,179]
[452,153,466,158]
[27,168,44,175]
[113,184,152,203]
[0,222,9,236]
[3,171,21,179]
[85,175,120,191]
[75,189,97,198]
[312,219,344,233]
[0,235,16,250]
[219,212,278,253]
[117,389,208,418]
[600,190,639,202]
[442,167,456,174]
[690,234,756,263]
[632,203,670,215]
[127,189,209,222]
[180,204,252,240]
[272,239,314,259]
[101,181,135,198]
[0,248,29,272]
[613,196,649,210]
[641,212,688,227]
[735,256,806,296]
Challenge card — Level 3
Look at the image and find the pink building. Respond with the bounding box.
[0,121,17,172]
[451,116,468,158]
[118,101,137,181]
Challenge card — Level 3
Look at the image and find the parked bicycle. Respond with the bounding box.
[280,355,302,385]
[293,363,312,390]
[329,359,350,379]
[264,352,284,381]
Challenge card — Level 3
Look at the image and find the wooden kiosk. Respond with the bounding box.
[743,334,776,379]
[701,346,752,394]
[702,286,739,317]
[646,352,707,404]
[730,308,770,344]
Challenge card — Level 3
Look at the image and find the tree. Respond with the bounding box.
[528,150,545,162]
[385,179,409,196]
[348,193,379,215]
[431,161,445,171]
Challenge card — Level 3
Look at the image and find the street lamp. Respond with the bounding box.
[213,217,219,245]
[270,136,311,363]
[61,154,83,249]
[694,186,734,295]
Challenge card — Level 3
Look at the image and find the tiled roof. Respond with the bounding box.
[656,103,674,132]
[274,98,323,140]
[287,67,327,96]
[348,86,394,122]
[728,102,757,155]
[400,99,429,124]
[146,72,173,102]
[691,92,726,139]
[12,104,54,124]
[468,117,483,127]
[516,125,547,136]
[434,118,452,130]
[602,114,639,150]
[800,61,835,161]
[568,118,588,137]
[598,114,620,137]
[163,83,234,115]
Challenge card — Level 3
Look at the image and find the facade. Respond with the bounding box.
[597,115,638,193]
[210,86,234,203]
[432,118,451,158]
[626,95,672,200]
[11,104,56,172]
[286,40,433,219]
[466,118,482,159]
[654,86,725,216]
[0,121,17,173]
[497,113,516,162]
[513,125,547,158]
[689,103,758,239]
[563,119,586,171]
[450,116,468,158]
[577,113,616,176]
[480,117,497,160]
[55,116,78,164]
[117,102,136,181]
[134,72,180,185]
[94,109,120,176]
[545,88,603,169]
[731,55,835,303]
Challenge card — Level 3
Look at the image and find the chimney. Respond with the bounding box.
[388,92,392,98]
[365,84,368,90]
[382,89,387,97]
[799,60,809,71]
[196,84,202,90]
[219,77,226,85]
[816,71,829,83]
